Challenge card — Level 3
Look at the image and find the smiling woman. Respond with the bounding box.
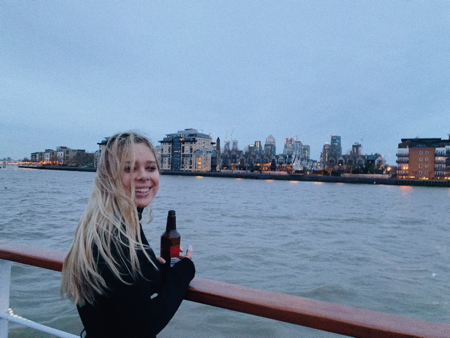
[60,131,195,338]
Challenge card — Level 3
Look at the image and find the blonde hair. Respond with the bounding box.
[61,131,160,306]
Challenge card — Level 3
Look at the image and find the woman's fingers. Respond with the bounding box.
[179,245,193,260]
[185,245,193,259]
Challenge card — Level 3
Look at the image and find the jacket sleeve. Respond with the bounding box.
[106,257,195,338]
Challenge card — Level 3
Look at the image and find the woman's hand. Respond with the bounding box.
[158,245,193,265]
[180,245,193,260]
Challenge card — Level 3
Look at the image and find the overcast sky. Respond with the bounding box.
[2,1,449,163]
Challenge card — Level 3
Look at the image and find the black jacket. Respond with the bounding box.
[77,225,195,338]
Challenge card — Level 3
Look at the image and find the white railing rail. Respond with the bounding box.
[0,259,78,338]
[0,260,11,338]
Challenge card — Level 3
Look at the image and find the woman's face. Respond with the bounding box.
[121,143,160,208]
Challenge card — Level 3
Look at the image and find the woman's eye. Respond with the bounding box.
[147,166,156,171]
[124,166,131,173]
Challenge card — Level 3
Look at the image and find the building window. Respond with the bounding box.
[419,158,423,161]
[425,158,428,161]
[419,151,423,155]
[425,165,428,168]
[419,165,423,168]
[419,171,423,175]
[425,171,428,175]
[425,150,429,154]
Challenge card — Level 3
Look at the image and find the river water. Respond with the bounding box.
[1,166,450,337]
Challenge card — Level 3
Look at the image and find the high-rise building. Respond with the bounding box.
[283,138,295,156]
[330,135,342,159]
[224,141,230,152]
[352,143,362,156]
[159,128,214,171]
[264,135,276,156]
[248,144,255,155]
[293,140,303,159]
[397,137,450,179]
[254,141,262,155]
[320,143,330,164]
[301,145,310,160]
[232,140,239,151]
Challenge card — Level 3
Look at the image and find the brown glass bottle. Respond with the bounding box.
[160,210,180,268]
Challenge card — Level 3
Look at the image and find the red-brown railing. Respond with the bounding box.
[1,244,450,338]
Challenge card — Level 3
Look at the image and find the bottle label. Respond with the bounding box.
[170,245,180,258]
[169,245,180,267]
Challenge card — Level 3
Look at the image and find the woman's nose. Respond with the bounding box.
[136,167,149,180]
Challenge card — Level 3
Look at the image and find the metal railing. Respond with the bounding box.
[1,244,450,338]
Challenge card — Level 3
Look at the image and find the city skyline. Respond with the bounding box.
[2,2,449,161]
[13,131,389,163]
[17,130,450,168]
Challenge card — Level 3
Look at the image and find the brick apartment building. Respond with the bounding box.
[397,137,450,179]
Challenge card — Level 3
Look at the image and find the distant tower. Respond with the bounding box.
[216,137,221,168]
[352,142,361,155]
[330,135,342,159]
[216,137,221,153]
[294,140,303,159]
[301,145,310,160]
[254,141,262,155]
[264,135,276,156]
[283,138,295,156]
[321,143,330,164]
[232,140,238,151]
[224,141,230,152]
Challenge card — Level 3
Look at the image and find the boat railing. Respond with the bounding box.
[1,244,450,338]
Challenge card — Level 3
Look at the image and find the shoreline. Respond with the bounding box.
[17,165,450,187]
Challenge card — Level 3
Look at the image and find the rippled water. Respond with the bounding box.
[1,166,450,337]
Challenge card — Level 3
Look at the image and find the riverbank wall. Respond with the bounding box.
[18,165,450,187]
[18,165,96,172]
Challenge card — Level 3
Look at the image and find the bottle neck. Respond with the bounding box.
[166,210,177,231]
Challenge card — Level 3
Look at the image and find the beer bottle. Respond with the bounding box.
[160,210,180,268]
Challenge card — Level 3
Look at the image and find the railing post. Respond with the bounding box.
[0,259,11,338]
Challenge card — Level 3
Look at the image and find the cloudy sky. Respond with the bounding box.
[2,1,449,163]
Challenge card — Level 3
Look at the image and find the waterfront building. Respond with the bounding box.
[30,152,38,163]
[210,149,219,172]
[293,158,321,171]
[31,145,93,167]
[396,137,450,179]
[320,137,383,173]
[159,128,215,172]
[44,149,59,165]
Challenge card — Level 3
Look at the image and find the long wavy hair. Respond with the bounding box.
[61,131,160,306]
